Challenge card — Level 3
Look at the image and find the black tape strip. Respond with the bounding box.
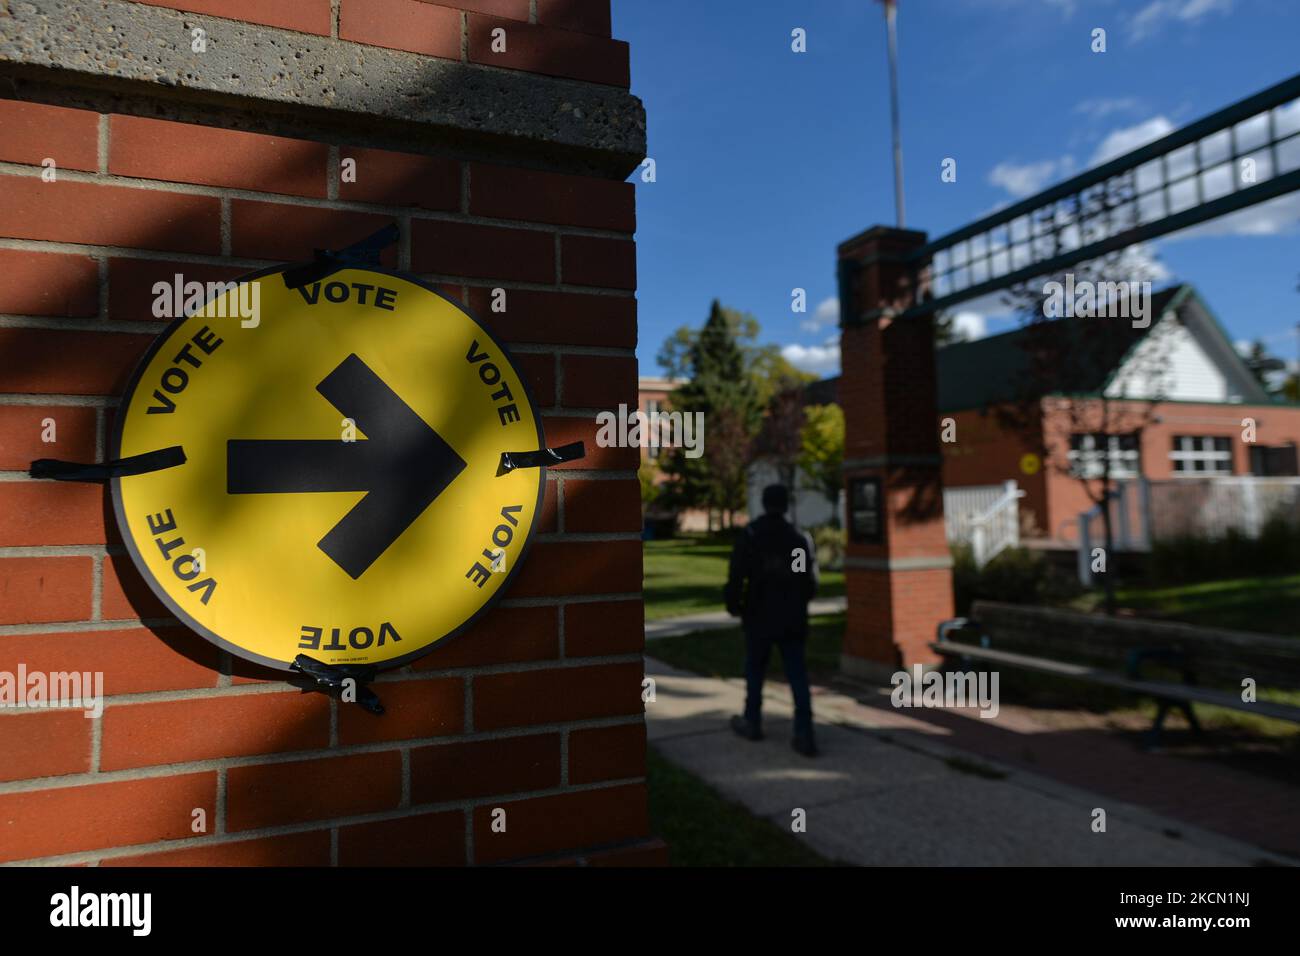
[281,223,401,290]
[290,654,385,715]
[29,445,187,482]
[498,441,586,474]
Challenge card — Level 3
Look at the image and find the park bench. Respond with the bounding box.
[932,601,1300,746]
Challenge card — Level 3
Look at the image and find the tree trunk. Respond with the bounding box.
[1099,486,1118,616]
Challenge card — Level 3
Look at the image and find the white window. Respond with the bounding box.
[1170,435,1232,475]
[1069,433,1140,479]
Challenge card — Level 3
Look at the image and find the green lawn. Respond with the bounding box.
[645,536,1296,740]
[650,609,1298,742]
[643,533,844,621]
[649,613,846,684]
[645,746,838,866]
[1109,573,1300,637]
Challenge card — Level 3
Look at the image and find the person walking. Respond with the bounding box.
[724,484,819,756]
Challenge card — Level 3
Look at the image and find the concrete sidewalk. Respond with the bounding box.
[644,656,1295,866]
[644,597,847,640]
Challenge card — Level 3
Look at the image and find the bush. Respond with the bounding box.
[952,543,1080,615]
[1147,515,1300,585]
[810,524,845,571]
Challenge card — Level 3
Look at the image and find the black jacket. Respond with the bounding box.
[724,513,818,640]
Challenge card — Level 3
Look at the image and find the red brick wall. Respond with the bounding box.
[941,408,1049,536]
[1042,399,1300,544]
[837,228,954,673]
[0,0,659,866]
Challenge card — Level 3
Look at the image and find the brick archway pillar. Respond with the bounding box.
[837,226,953,681]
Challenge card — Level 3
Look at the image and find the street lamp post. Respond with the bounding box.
[878,0,905,228]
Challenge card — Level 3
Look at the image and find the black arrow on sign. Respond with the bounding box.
[227,353,466,580]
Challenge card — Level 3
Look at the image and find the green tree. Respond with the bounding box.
[660,300,762,528]
[799,404,845,525]
[656,306,815,405]
[655,325,697,380]
[1241,339,1287,396]
[748,346,816,406]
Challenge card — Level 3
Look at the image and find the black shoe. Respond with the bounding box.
[730,715,763,741]
[792,734,819,757]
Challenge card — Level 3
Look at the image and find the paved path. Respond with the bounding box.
[644,597,846,640]
[644,656,1298,866]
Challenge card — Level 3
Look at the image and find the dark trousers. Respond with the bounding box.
[743,628,813,738]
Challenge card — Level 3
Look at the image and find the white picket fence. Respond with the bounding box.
[944,480,1024,567]
[1147,476,1300,539]
[1077,476,1300,584]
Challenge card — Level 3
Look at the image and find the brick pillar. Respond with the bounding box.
[837,226,953,681]
[0,0,661,867]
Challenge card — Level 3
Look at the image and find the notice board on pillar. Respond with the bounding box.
[107,265,550,672]
[848,477,883,544]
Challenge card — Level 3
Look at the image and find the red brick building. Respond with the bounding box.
[818,282,1300,548]
[937,284,1300,544]
[831,235,1299,677]
[0,0,659,866]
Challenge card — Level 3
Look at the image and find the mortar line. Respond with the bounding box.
[0,723,646,797]
[97,114,108,175]
[0,682,645,729]
[215,767,227,835]
[96,255,109,322]
[0,162,638,240]
[326,144,339,200]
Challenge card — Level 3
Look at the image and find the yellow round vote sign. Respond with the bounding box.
[111,266,545,671]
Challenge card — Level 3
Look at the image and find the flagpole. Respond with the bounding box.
[881,0,905,228]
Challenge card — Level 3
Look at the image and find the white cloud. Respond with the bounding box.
[983,116,1174,204]
[950,311,988,341]
[781,338,840,376]
[1261,326,1300,349]
[1075,97,1142,120]
[988,158,1074,199]
[985,113,1174,204]
[800,296,839,333]
[1166,192,1300,240]
[1107,241,1172,283]
[1081,111,1298,238]
[1090,116,1175,165]
[1129,0,1233,41]
[976,0,1079,17]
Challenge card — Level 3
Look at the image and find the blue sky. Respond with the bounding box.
[614,0,1300,379]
